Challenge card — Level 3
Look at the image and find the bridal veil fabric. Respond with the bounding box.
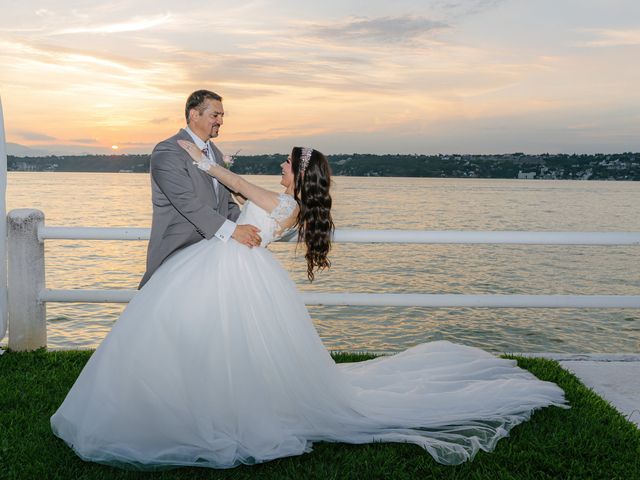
[51,195,567,469]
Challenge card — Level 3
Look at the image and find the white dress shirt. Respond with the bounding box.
[184,126,236,242]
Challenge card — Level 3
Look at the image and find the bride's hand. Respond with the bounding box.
[177,140,202,162]
[177,140,215,171]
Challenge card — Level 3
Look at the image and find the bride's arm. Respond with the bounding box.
[178,140,279,213]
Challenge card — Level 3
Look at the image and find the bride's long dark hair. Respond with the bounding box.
[291,147,334,282]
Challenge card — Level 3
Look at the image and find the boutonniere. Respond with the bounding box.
[221,149,241,169]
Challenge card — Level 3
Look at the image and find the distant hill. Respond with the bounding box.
[5,142,53,157]
[7,152,640,180]
[8,154,150,173]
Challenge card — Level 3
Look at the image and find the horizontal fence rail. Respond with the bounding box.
[39,227,150,241]
[38,226,640,245]
[36,226,640,309]
[39,290,640,308]
[6,208,640,351]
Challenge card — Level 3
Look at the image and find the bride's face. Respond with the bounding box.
[280,156,294,189]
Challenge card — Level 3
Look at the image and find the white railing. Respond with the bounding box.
[6,208,640,351]
[38,226,640,245]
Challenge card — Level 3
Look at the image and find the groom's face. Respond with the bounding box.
[190,99,224,140]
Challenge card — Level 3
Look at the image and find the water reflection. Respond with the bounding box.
[6,173,640,352]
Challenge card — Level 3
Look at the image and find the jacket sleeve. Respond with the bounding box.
[151,141,228,239]
[227,192,241,222]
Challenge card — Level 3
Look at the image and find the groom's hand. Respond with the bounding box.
[232,224,262,248]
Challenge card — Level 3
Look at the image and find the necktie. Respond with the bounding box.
[201,144,219,196]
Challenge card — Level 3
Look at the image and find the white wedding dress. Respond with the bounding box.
[51,194,567,469]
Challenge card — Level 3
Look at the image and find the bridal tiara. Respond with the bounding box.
[300,147,313,173]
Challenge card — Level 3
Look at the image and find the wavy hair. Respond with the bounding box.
[290,147,334,281]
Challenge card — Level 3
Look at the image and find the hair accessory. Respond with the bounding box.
[300,147,313,173]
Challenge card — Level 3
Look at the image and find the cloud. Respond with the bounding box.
[15,130,57,141]
[35,8,53,17]
[431,0,506,18]
[6,142,53,157]
[189,53,395,94]
[53,13,171,35]
[0,37,183,105]
[1,38,152,72]
[306,15,449,45]
[577,29,640,47]
[2,2,637,155]
[117,141,155,147]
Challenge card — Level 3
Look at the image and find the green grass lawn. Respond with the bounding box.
[1,349,639,480]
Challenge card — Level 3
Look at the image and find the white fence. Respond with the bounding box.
[6,208,640,351]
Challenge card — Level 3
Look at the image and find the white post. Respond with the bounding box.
[8,209,46,351]
[0,98,8,348]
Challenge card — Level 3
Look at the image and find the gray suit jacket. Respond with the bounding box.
[138,129,241,288]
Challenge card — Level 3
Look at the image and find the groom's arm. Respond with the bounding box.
[151,142,230,239]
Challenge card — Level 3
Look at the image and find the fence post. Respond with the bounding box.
[0,98,8,347]
[8,209,46,351]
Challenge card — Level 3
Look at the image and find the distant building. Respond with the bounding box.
[16,162,36,171]
[517,171,536,179]
[580,169,593,180]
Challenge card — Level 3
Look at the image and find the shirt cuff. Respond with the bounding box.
[215,219,236,242]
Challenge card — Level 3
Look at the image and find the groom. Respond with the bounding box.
[139,90,261,288]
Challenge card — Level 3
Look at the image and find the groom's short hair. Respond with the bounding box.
[185,90,223,123]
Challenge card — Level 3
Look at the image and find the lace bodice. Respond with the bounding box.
[236,193,297,246]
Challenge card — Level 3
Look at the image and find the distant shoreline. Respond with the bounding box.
[8,152,640,180]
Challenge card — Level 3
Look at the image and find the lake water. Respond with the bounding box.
[4,172,640,353]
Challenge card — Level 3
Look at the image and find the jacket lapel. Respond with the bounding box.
[207,140,224,167]
[178,129,218,207]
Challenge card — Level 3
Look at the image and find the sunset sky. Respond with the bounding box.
[1,0,639,156]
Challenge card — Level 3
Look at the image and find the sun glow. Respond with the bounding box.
[1,2,638,155]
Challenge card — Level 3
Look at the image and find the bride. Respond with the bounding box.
[51,144,567,469]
